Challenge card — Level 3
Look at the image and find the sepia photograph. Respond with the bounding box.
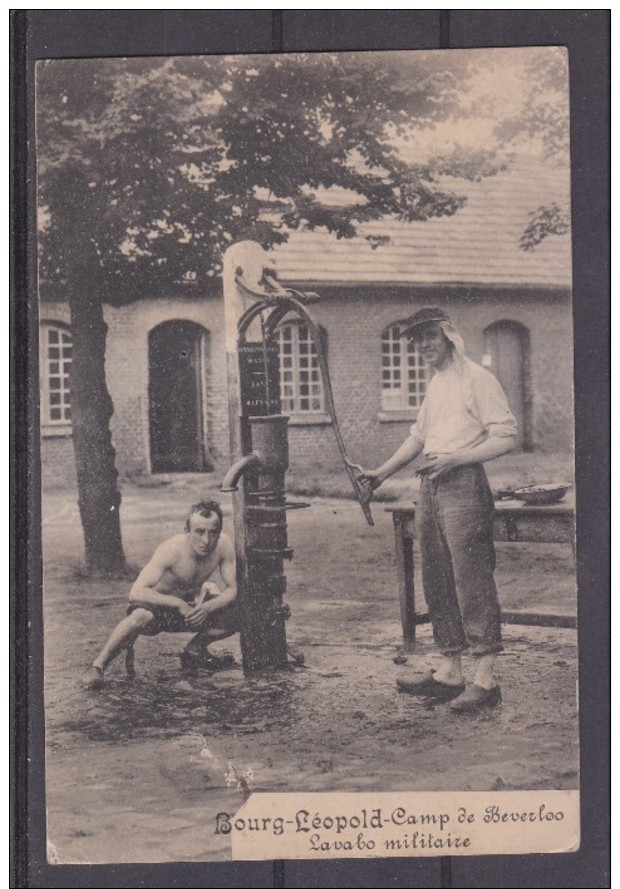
[36,46,578,864]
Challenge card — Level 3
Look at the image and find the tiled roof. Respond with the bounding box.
[273,160,572,288]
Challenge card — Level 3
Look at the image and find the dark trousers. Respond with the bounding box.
[416,464,503,658]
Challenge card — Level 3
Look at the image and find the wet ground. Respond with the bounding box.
[42,479,579,864]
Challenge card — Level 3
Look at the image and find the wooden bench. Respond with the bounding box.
[388,501,576,648]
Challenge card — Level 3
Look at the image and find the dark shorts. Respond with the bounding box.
[127,601,240,636]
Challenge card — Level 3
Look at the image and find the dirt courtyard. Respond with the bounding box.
[42,476,579,864]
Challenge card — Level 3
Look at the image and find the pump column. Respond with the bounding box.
[222,241,290,673]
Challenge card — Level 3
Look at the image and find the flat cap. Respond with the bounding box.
[399,306,451,336]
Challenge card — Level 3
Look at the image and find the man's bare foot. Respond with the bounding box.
[450,683,502,713]
[433,669,464,685]
[433,659,464,686]
[81,665,105,690]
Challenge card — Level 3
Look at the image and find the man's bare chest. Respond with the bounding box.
[166,551,219,591]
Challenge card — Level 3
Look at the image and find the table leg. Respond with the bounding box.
[394,515,416,649]
[125,643,135,678]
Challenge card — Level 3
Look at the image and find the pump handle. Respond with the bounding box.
[284,291,375,526]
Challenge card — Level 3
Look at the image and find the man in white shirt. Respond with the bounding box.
[359,307,517,712]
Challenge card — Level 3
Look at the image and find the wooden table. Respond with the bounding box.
[388,500,576,647]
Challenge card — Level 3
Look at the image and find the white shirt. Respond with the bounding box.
[411,358,517,455]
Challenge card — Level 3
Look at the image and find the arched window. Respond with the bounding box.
[277,321,325,414]
[40,323,73,429]
[381,322,428,412]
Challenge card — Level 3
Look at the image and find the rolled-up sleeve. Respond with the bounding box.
[473,370,518,439]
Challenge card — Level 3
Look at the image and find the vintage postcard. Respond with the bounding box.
[36,46,579,864]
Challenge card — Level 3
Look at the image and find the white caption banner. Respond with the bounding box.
[218,790,579,860]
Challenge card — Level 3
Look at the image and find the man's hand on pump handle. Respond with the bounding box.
[356,454,461,498]
[355,469,383,499]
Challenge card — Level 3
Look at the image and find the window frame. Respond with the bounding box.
[40,322,73,436]
[276,319,329,421]
[380,321,428,418]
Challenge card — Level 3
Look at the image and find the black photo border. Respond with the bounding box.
[11,10,610,888]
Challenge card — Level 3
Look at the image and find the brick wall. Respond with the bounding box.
[103,290,229,478]
[39,285,573,488]
[284,285,574,472]
[40,435,77,488]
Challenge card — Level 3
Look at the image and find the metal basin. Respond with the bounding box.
[513,484,571,506]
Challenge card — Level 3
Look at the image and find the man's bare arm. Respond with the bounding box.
[128,540,191,613]
[214,534,237,607]
[358,435,425,489]
[417,435,516,480]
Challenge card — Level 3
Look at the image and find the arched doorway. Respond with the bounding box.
[148,321,211,472]
[483,320,532,450]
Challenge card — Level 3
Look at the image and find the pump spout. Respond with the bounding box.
[220,453,261,492]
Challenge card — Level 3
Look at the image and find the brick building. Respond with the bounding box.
[39,161,572,488]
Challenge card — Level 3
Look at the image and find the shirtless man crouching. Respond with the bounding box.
[81,499,237,690]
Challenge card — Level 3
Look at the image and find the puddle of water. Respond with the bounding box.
[64,668,303,744]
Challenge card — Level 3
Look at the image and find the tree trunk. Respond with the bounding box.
[68,288,126,574]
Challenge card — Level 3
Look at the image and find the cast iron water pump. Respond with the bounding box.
[221,241,373,675]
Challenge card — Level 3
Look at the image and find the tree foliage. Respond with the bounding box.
[494,49,569,161]
[37,52,490,295]
[520,202,570,252]
[494,48,570,249]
